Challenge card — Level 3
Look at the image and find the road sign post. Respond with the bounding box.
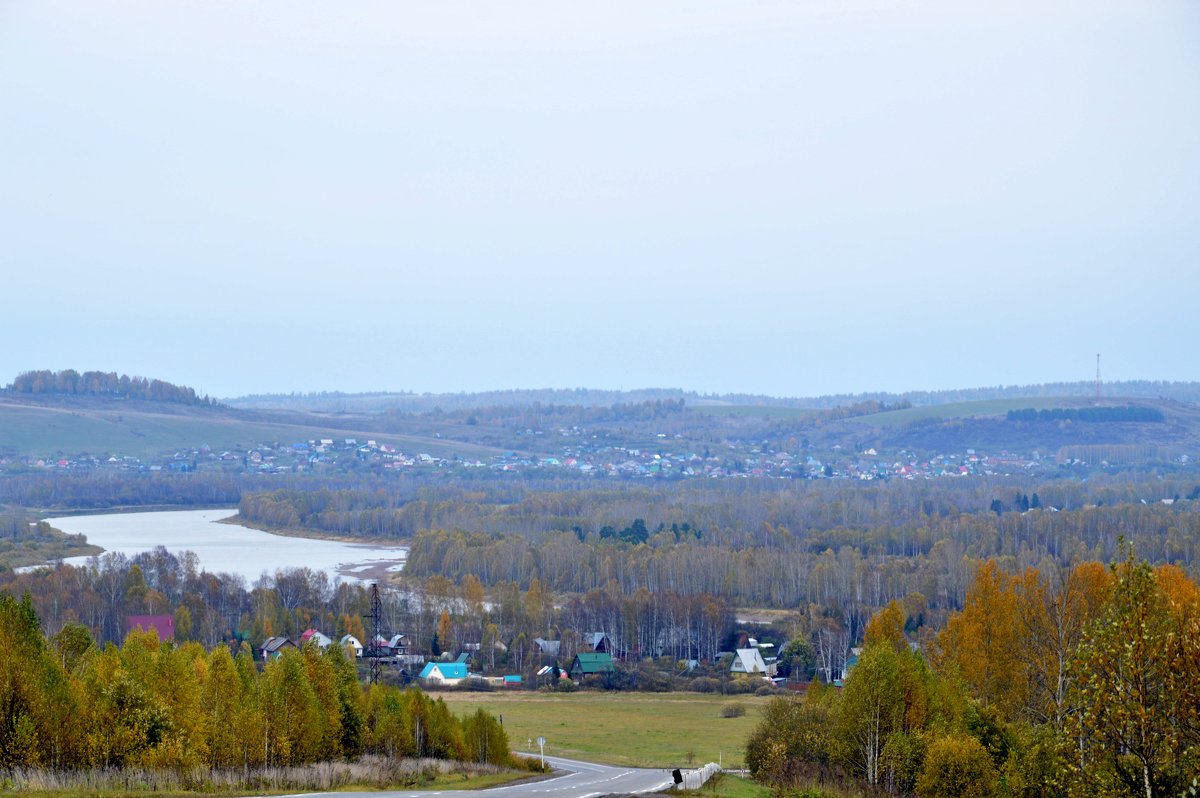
[536,736,546,769]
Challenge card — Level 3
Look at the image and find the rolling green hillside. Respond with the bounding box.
[0,399,505,460]
[847,396,1199,458]
[2,390,1196,469]
[857,396,1079,426]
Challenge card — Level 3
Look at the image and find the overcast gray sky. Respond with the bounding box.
[2,0,1197,399]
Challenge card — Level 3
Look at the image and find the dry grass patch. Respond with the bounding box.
[0,756,528,795]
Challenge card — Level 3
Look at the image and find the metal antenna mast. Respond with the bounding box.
[366,582,383,685]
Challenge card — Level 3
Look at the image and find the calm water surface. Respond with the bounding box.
[48,508,406,584]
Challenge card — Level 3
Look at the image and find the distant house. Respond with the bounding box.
[387,634,409,655]
[730,648,769,675]
[419,661,468,686]
[569,652,615,679]
[261,636,296,662]
[582,632,614,654]
[341,634,364,658]
[299,629,332,650]
[537,664,570,681]
[534,637,561,656]
[125,615,175,642]
[835,648,863,685]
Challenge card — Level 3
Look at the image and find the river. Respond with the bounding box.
[47,508,407,585]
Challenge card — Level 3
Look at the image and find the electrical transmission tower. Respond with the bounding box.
[365,582,383,685]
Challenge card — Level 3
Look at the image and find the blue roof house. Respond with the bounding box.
[419,661,468,686]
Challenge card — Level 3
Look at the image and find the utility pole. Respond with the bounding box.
[1095,353,1101,406]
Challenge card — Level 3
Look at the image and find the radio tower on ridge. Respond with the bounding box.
[1095,353,1101,406]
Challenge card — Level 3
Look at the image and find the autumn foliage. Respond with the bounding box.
[747,555,1200,797]
[0,595,512,774]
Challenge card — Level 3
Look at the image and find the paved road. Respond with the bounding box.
[288,755,678,798]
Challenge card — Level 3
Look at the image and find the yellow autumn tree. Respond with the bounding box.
[460,574,485,614]
[1016,561,1111,728]
[864,601,907,654]
[200,646,243,768]
[1067,555,1199,797]
[936,560,1025,719]
[436,610,454,653]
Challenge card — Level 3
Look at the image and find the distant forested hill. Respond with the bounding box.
[228,387,695,412]
[6,369,216,406]
[227,380,1200,413]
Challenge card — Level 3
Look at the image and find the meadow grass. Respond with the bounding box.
[857,396,1076,427]
[0,402,499,460]
[437,691,769,769]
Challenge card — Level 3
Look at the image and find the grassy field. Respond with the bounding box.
[437,691,768,770]
[856,397,1077,427]
[0,401,503,460]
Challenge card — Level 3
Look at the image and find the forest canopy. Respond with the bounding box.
[746,554,1200,797]
[7,369,216,406]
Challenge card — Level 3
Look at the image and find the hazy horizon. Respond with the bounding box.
[3,1,1197,399]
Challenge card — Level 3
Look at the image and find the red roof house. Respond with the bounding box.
[125,615,175,641]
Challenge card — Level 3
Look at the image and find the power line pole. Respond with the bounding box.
[365,582,383,685]
[1095,353,1101,405]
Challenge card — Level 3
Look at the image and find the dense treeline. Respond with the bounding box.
[231,388,700,413]
[1,549,355,648]
[378,398,906,438]
[0,544,738,669]
[0,513,43,541]
[10,470,1197,540]
[0,473,249,511]
[404,498,1200,602]
[8,369,215,406]
[0,472,346,511]
[234,477,1200,675]
[1006,406,1164,423]
[0,593,512,772]
[238,474,1200,544]
[857,380,1200,408]
[226,381,1200,413]
[7,470,1199,688]
[747,555,1200,797]
[404,398,689,428]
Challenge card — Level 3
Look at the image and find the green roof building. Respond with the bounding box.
[569,652,615,678]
